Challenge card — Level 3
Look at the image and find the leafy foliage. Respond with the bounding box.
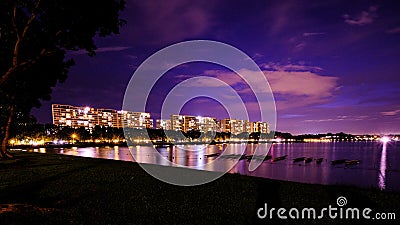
[0,0,126,157]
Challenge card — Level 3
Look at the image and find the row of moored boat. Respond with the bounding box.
[205,153,360,165]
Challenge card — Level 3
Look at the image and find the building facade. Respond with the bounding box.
[230,119,248,135]
[169,114,216,132]
[52,104,153,129]
[155,119,171,130]
[170,114,184,131]
[52,104,268,133]
[217,118,269,134]
[196,116,217,132]
[218,119,231,133]
[253,121,269,133]
[119,111,153,129]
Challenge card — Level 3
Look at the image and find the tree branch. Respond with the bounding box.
[19,48,55,68]
[4,0,44,87]
[20,0,42,41]
[13,0,43,67]
[12,4,21,40]
[0,48,55,86]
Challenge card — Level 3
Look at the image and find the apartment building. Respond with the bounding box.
[52,104,153,129]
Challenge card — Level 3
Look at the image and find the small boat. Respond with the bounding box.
[205,152,220,158]
[219,154,232,159]
[293,157,306,162]
[243,155,253,160]
[272,155,288,162]
[220,154,241,159]
[331,159,346,165]
[264,155,272,160]
[251,155,272,161]
[316,158,324,164]
[304,157,313,163]
[239,154,248,160]
[345,160,360,166]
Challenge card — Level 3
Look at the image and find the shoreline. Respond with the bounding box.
[1,152,399,224]
[7,139,387,149]
[6,141,274,149]
[7,142,398,193]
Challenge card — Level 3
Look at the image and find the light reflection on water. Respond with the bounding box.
[24,142,400,191]
[379,143,387,190]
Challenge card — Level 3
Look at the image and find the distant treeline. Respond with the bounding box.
[274,131,389,141]
[10,122,272,142]
[10,120,386,143]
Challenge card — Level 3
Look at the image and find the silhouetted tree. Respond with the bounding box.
[214,132,230,141]
[92,125,103,140]
[76,127,91,142]
[249,132,260,140]
[185,130,201,140]
[0,0,126,158]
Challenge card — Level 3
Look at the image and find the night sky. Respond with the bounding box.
[32,0,400,135]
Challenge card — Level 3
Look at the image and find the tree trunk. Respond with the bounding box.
[0,106,15,159]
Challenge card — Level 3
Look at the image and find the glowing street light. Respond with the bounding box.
[71,133,78,144]
[380,136,390,144]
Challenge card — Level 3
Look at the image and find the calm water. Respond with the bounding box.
[21,142,400,191]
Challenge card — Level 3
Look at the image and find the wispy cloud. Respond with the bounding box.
[262,62,323,72]
[130,0,214,44]
[93,46,131,53]
[179,63,339,110]
[343,5,378,26]
[280,114,304,119]
[303,32,326,37]
[266,71,337,97]
[381,109,400,116]
[126,54,137,60]
[294,42,306,52]
[180,77,229,88]
[69,46,131,55]
[252,53,264,60]
[267,1,297,35]
[386,27,400,34]
[304,115,369,123]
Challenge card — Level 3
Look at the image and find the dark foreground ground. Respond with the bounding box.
[0,152,399,225]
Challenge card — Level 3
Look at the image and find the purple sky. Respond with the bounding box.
[32,0,400,135]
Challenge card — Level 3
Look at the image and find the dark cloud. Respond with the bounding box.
[343,5,378,26]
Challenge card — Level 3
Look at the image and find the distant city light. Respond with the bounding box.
[380,136,391,143]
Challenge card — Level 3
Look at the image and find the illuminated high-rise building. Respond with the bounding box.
[170,114,184,131]
[52,104,268,134]
[170,114,216,132]
[218,119,231,133]
[217,119,269,135]
[156,119,171,130]
[52,104,152,129]
[253,121,269,133]
[52,104,99,128]
[196,116,217,132]
[119,111,153,129]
